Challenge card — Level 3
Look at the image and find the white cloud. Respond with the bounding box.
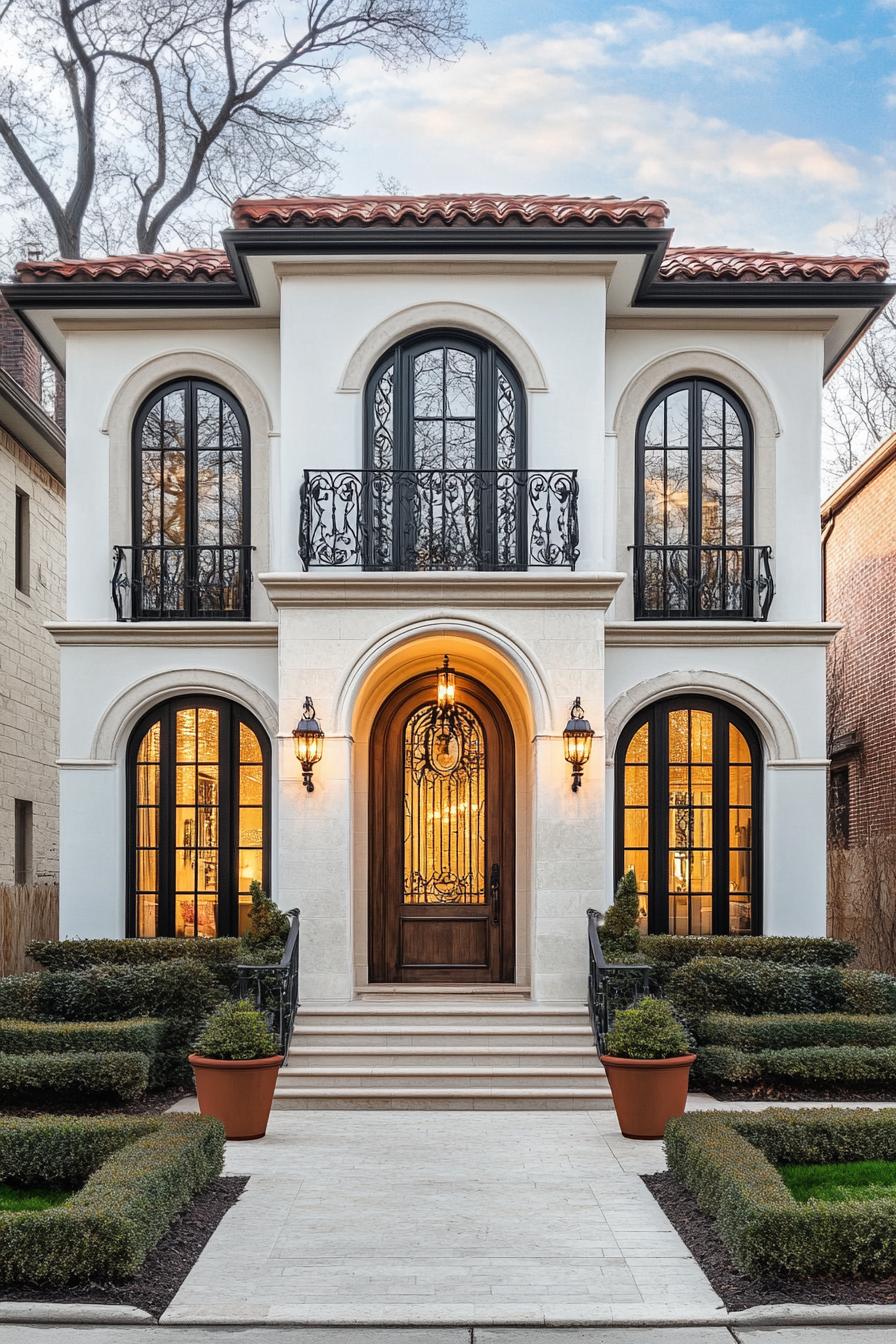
[333,19,876,251]
[641,22,833,77]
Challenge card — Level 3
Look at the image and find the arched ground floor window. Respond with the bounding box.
[127,696,270,937]
[615,695,762,935]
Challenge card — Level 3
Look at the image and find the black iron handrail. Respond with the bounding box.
[630,543,774,620]
[299,467,579,571]
[586,909,653,1055]
[235,907,300,1058]
[112,544,254,621]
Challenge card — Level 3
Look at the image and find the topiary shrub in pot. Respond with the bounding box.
[601,996,695,1140]
[189,999,282,1141]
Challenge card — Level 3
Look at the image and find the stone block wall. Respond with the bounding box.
[0,425,65,881]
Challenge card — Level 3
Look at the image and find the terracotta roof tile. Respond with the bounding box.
[230,193,670,230]
[14,248,232,284]
[659,246,889,284]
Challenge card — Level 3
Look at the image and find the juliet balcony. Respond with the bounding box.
[112,544,254,621]
[630,543,775,621]
[298,468,580,572]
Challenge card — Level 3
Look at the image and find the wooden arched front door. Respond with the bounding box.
[369,670,515,983]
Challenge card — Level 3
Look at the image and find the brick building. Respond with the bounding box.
[0,298,65,884]
[823,431,896,961]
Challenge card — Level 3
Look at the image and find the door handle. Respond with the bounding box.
[490,863,500,927]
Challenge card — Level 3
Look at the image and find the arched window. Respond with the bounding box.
[615,696,762,934]
[364,330,526,570]
[635,379,754,618]
[127,696,269,938]
[133,379,250,619]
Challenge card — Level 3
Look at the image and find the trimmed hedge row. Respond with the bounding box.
[696,1044,896,1089]
[698,1011,896,1050]
[0,1051,150,1102]
[0,1113,225,1285]
[27,937,241,978]
[0,1016,165,1056]
[0,961,222,1087]
[640,935,855,973]
[667,958,896,1020]
[665,1106,896,1277]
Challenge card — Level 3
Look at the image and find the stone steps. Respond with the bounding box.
[274,1000,611,1110]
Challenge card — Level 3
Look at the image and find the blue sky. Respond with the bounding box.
[331,1,895,253]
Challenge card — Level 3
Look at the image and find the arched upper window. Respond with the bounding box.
[635,379,755,619]
[127,696,269,938]
[363,331,526,570]
[615,696,762,935]
[132,379,250,619]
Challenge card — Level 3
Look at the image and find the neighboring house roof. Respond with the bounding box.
[0,366,65,481]
[821,429,896,523]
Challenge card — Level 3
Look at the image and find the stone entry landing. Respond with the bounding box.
[274,1000,613,1109]
[163,1108,722,1326]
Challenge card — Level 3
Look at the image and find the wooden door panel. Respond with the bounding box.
[369,670,514,984]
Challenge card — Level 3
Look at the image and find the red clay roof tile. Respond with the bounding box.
[660,246,889,284]
[230,193,670,230]
[14,248,232,284]
[11,198,890,286]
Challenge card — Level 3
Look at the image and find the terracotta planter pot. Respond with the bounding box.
[600,1053,696,1139]
[189,1053,284,1140]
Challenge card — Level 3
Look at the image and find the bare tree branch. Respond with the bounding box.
[0,0,471,258]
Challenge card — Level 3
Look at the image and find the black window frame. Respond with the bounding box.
[829,764,850,848]
[14,488,30,596]
[635,377,755,619]
[125,695,271,938]
[614,694,763,935]
[131,377,252,620]
[363,329,527,571]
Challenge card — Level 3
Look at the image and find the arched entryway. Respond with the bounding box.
[368,667,515,983]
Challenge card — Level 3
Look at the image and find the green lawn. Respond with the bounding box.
[0,1182,70,1212]
[781,1159,896,1204]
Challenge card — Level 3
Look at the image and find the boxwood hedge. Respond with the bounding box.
[664,1106,896,1277]
[27,937,241,980]
[640,935,855,976]
[0,1113,225,1285]
[697,1043,896,1089]
[0,961,222,1086]
[0,1016,165,1055]
[0,1050,150,1102]
[697,1011,896,1050]
[667,958,896,1021]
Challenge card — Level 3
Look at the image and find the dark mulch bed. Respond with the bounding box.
[702,1084,896,1102]
[0,1175,246,1319]
[644,1170,896,1309]
[0,1085,191,1117]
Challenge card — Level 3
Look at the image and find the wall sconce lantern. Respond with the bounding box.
[563,696,594,792]
[292,696,324,793]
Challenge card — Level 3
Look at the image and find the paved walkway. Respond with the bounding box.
[6,1329,896,1344]
[164,1105,727,1326]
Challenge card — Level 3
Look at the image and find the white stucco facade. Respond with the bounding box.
[14,196,883,1003]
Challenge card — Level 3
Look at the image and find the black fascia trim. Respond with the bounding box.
[222,223,674,259]
[636,278,895,310]
[1,279,252,311]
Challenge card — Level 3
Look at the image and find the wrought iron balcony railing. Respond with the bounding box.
[299,468,579,572]
[630,544,774,621]
[112,544,254,621]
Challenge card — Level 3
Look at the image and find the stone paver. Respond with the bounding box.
[163,1107,724,1325]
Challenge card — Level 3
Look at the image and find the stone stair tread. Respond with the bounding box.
[297,1005,587,1017]
[274,1086,613,1098]
[288,1045,596,1056]
[293,1025,593,1036]
[279,1066,604,1077]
